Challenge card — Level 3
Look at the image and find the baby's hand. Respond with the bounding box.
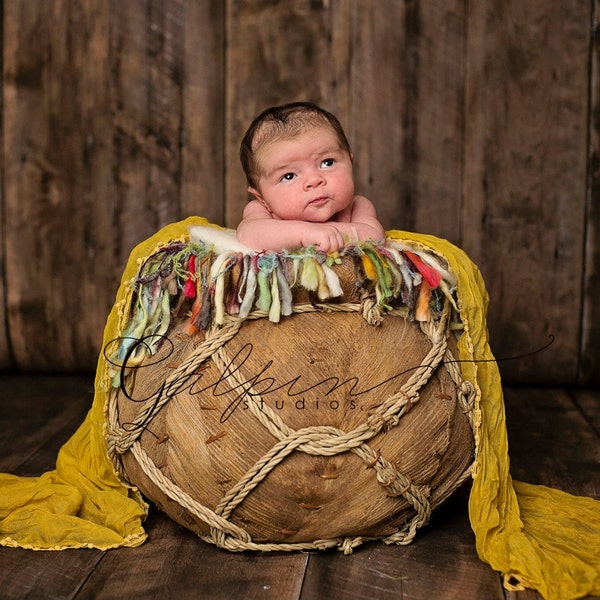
[302,223,346,252]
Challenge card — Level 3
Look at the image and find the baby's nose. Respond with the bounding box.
[304,171,325,189]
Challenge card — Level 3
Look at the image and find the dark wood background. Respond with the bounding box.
[0,0,598,386]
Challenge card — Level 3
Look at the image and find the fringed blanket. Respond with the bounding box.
[1,216,599,600]
[106,225,457,387]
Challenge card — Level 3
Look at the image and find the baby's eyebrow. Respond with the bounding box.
[265,162,295,179]
[263,146,345,179]
[316,146,343,156]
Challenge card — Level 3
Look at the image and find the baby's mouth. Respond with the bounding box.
[309,196,329,206]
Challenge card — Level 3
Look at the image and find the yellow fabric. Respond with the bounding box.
[388,229,600,600]
[0,218,598,600]
[0,216,208,550]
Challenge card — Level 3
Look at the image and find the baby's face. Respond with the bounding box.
[249,127,355,222]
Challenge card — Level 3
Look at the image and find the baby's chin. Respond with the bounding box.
[303,202,351,223]
[305,216,338,225]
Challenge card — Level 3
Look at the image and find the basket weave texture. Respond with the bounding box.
[106,236,475,553]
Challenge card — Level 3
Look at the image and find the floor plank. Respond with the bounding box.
[503,387,600,497]
[0,374,104,600]
[0,379,598,599]
[299,495,505,600]
[503,387,600,600]
[0,547,104,600]
[0,374,94,474]
[571,388,600,436]
[505,591,545,600]
[75,510,308,600]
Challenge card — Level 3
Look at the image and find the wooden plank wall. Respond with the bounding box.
[0,0,597,386]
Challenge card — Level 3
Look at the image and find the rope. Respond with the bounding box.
[107,295,476,553]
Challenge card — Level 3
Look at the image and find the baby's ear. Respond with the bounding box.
[248,186,263,202]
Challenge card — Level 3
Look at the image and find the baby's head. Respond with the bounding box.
[240,102,352,190]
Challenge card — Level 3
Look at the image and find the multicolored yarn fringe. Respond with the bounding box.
[108,237,459,388]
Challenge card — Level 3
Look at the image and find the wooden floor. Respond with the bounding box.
[0,374,598,600]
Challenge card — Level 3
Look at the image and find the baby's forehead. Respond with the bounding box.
[252,122,338,151]
[255,127,345,168]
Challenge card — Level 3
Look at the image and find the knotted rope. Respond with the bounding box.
[107,296,475,553]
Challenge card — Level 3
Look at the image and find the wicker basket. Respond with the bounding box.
[106,236,475,553]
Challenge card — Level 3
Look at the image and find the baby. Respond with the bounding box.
[236,102,385,252]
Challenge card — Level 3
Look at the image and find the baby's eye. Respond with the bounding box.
[321,158,335,168]
[280,172,296,182]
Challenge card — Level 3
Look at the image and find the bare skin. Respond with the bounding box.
[236,128,385,252]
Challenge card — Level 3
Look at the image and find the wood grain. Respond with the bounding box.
[582,0,600,386]
[0,1,598,385]
[299,498,505,600]
[110,0,185,262]
[350,2,407,232]
[180,0,225,224]
[3,1,114,370]
[503,387,600,498]
[572,388,600,434]
[0,374,94,473]
[0,272,12,369]
[462,0,590,384]
[351,1,465,241]
[76,514,308,600]
[0,547,104,600]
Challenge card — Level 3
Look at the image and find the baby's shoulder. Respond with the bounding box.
[242,200,273,219]
[352,194,373,206]
[350,194,377,214]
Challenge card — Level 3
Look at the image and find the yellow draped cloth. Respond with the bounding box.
[1,217,599,600]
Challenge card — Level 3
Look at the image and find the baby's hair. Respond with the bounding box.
[240,102,352,189]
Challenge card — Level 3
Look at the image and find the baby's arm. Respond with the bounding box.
[330,196,386,243]
[236,201,345,252]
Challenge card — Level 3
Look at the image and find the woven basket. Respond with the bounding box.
[107,236,475,553]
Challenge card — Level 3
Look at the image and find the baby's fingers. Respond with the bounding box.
[316,229,345,252]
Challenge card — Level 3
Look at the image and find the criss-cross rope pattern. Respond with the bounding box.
[107,295,475,553]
